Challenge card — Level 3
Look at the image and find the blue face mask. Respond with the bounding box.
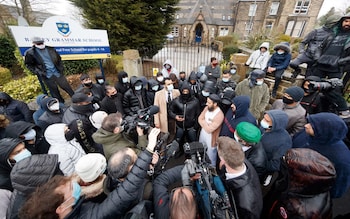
[152,85,159,91]
[72,182,81,205]
[134,85,142,91]
[22,129,36,140]
[222,78,230,83]
[277,51,285,55]
[202,90,210,97]
[13,149,32,163]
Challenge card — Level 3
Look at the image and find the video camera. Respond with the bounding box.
[308,78,343,92]
[123,105,159,134]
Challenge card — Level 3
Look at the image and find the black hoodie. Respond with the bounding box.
[115,71,130,95]
[0,92,32,123]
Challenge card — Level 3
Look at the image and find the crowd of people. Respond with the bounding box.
[0,13,350,219]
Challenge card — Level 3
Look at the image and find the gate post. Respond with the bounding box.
[123,49,143,77]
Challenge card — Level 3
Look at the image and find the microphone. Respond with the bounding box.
[147,105,159,115]
[166,140,179,158]
[155,132,169,151]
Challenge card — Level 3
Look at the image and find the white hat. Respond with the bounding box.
[75,153,107,183]
[89,111,108,129]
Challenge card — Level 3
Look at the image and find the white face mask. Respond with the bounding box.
[97,79,105,84]
[230,69,236,74]
[35,44,45,50]
[260,119,271,129]
[157,76,164,82]
[167,84,174,91]
[222,78,230,83]
[22,129,36,140]
[277,51,284,55]
[122,78,128,83]
[202,90,210,97]
[152,85,159,91]
[48,102,60,111]
[256,80,264,86]
[134,85,142,91]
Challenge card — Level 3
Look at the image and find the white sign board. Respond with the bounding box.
[9,16,111,60]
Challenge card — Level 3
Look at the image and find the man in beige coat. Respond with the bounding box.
[154,78,180,143]
[198,94,224,166]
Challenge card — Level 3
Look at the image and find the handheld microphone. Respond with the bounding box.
[155,132,169,151]
[147,105,159,115]
[166,140,179,158]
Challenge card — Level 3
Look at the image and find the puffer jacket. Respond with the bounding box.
[299,26,333,59]
[62,104,94,125]
[7,154,60,219]
[24,46,63,77]
[45,123,86,175]
[122,77,148,116]
[0,92,32,123]
[246,42,270,70]
[216,79,237,95]
[115,71,130,95]
[267,52,291,71]
[65,149,153,219]
[268,148,336,219]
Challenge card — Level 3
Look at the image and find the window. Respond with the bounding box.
[266,21,273,30]
[227,15,231,21]
[171,27,179,37]
[211,27,215,38]
[176,14,179,20]
[222,15,226,21]
[269,2,280,15]
[248,4,257,16]
[285,20,305,37]
[219,27,229,36]
[294,0,310,14]
[245,22,253,31]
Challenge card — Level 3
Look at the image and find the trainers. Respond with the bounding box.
[339,110,350,118]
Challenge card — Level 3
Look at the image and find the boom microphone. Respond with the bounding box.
[166,140,179,158]
[147,105,159,115]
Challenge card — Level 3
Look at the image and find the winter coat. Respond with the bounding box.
[100,93,124,115]
[268,148,336,219]
[92,129,146,160]
[245,142,268,181]
[221,160,263,219]
[62,104,94,125]
[272,100,307,137]
[161,59,179,78]
[115,71,130,95]
[198,106,224,147]
[0,189,12,219]
[169,94,200,129]
[7,154,60,219]
[5,121,50,154]
[0,92,32,123]
[292,112,350,198]
[220,95,257,138]
[216,79,237,95]
[146,78,159,106]
[122,78,149,116]
[65,149,153,219]
[36,97,65,131]
[267,52,291,71]
[45,123,86,176]
[154,88,180,133]
[246,42,270,70]
[235,79,270,120]
[75,83,105,103]
[261,110,292,172]
[204,64,221,83]
[24,46,63,77]
[188,71,202,98]
[32,94,48,124]
[299,26,333,59]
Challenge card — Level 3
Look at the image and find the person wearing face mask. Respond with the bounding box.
[300,76,323,115]
[198,80,217,111]
[236,69,270,120]
[234,122,267,182]
[216,70,237,96]
[228,62,241,83]
[19,128,160,219]
[260,110,292,173]
[245,42,270,75]
[100,85,124,115]
[204,57,221,83]
[265,42,292,98]
[188,71,202,99]
[156,72,165,87]
[24,37,74,103]
[146,78,160,106]
[0,92,32,123]
[161,59,179,78]
[122,76,149,117]
[62,92,95,125]
[75,74,105,104]
[5,121,50,154]
[36,97,65,131]
[169,83,200,153]
[154,78,180,143]
[115,71,130,96]
[272,86,307,137]
[95,73,106,86]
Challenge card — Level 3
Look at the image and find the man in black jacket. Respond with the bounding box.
[122,76,149,117]
[100,85,124,115]
[75,74,105,104]
[24,37,74,103]
[19,128,160,219]
[0,92,32,123]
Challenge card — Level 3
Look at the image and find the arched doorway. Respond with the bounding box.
[195,23,203,43]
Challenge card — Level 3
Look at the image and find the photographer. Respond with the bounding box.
[300,76,323,115]
[92,112,147,160]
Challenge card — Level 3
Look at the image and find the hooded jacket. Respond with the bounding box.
[45,123,86,175]
[235,74,270,120]
[261,110,292,172]
[62,103,94,125]
[146,78,159,106]
[0,92,32,123]
[220,95,257,138]
[36,97,64,131]
[246,42,270,70]
[161,59,179,78]
[267,42,292,71]
[32,94,48,124]
[7,154,61,219]
[300,76,322,115]
[292,112,350,198]
[0,138,23,191]
[122,77,149,116]
[114,71,130,95]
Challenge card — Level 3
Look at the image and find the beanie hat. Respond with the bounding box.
[5,121,35,138]
[209,94,221,104]
[221,89,236,105]
[285,86,304,102]
[236,122,261,143]
[273,42,291,53]
[89,111,108,129]
[71,92,93,103]
[75,153,107,183]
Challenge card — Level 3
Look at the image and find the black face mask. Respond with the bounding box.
[181,93,191,102]
[282,96,295,104]
[84,82,93,87]
[111,93,118,98]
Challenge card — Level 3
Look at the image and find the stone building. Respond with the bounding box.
[173,0,324,43]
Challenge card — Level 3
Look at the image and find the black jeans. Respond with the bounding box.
[43,74,74,103]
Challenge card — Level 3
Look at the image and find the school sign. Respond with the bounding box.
[9,16,111,60]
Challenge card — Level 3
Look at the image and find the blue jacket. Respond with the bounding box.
[220,96,257,138]
[267,52,291,71]
[261,110,292,172]
[293,112,350,198]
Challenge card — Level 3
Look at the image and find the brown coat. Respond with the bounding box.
[154,88,180,133]
[198,106,224,147]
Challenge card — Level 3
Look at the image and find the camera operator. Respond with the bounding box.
[300,76,323,115]
[92,112,147,160]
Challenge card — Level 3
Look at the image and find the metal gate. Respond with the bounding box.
[140,39,222,78]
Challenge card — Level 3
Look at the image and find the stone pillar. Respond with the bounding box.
[123,49,143,77]
[231,53,249,82]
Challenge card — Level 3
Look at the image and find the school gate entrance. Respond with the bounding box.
[140,39,222,78]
